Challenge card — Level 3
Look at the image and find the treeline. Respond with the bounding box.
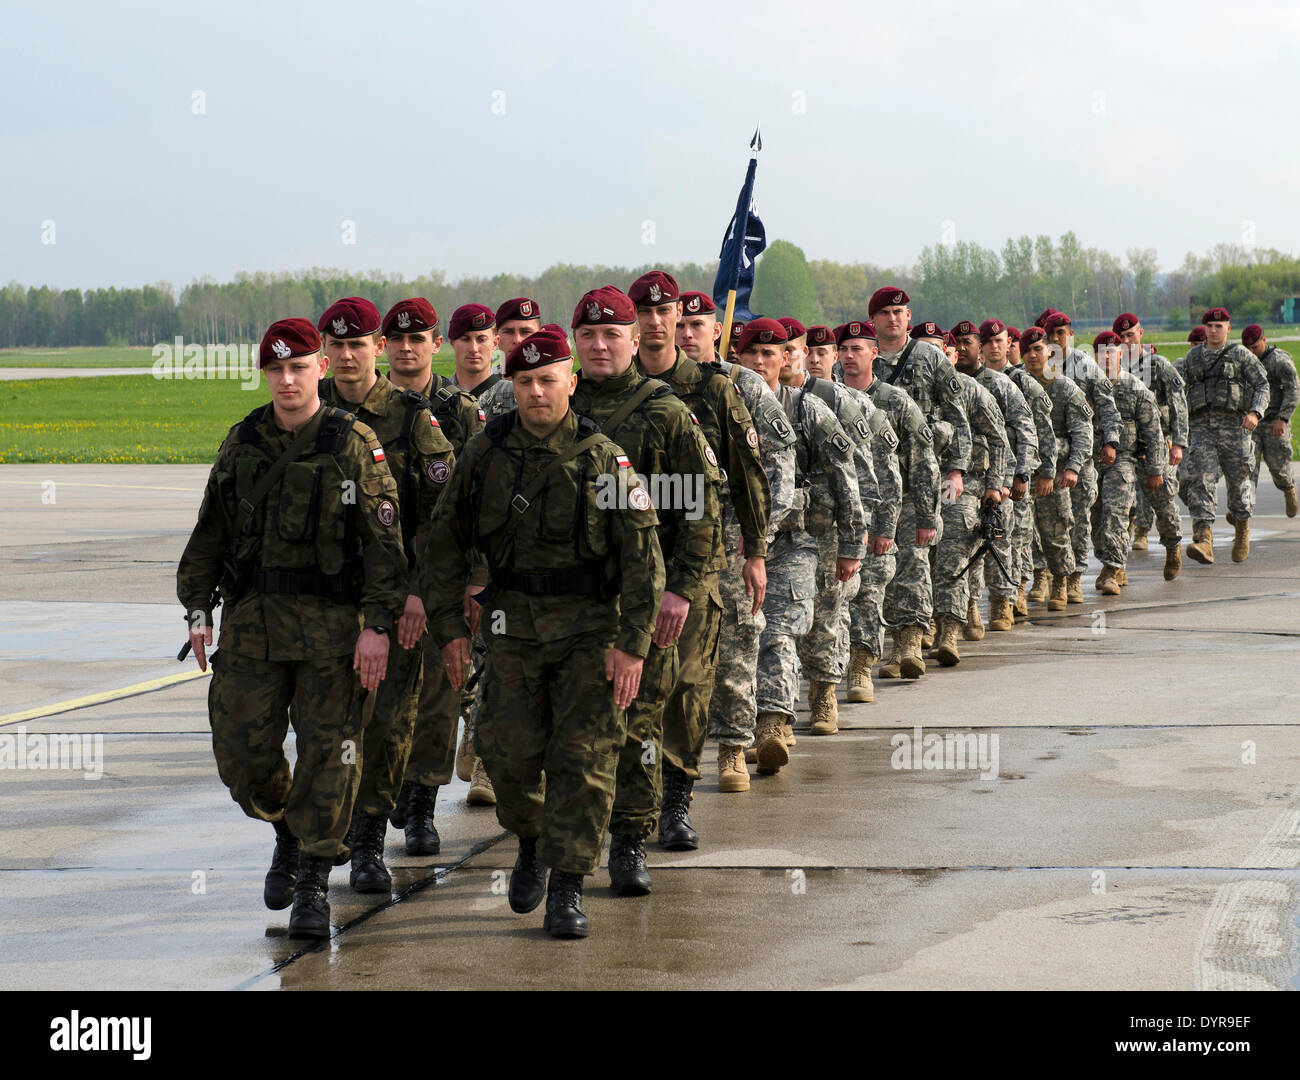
[2,235,1297,348]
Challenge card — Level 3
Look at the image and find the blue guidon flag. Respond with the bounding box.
[712,133,767,322]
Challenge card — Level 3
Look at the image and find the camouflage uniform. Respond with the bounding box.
[1250,345,1299,496]
[1176,342,1270,525]
[1005,366,1057,587]
[177,403,408,859]
[478,376,518,423]
[1127,351,1189,548]
[1060,350,1122,568]
[570,366,722,838]
[707,361,797,748]
[1090,372,1167,569]
[420,408,665,876]
[318,375,456,817]
[635,347,769,780]
[1030,372,1093,578]
[757,384,864,726]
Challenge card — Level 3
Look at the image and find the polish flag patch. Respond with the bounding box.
[429,415,441,428]
[372,446,386,463]
[615,454,631,469]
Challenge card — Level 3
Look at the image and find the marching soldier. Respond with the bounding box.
[805,325,838,379]
[448,303,503,399]
[423,325,665,938]
[1242,324,1299,517]
[177,317,408,939]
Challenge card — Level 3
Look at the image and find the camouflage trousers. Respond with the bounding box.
[883,498,938,629]
[1135,458,1183,546]
[796,519,861,684]
[208,649,363,859]
[1252,422,1296,493]
[755,533,817,722]
[1032,481,1076,578]
[1185,410,1256,524]
[968,499,1018,600]
[662,573,723,780]
[477,630,624,876]
[1069,460,1098,567]
[932,491,984,622]
[403,631,460,788]
[354,638,424,817]
[609,638,679,838]
[1089,456,1142,569]
[847,548,896,659]
[708,526,767,748]
[998,495,1034,587]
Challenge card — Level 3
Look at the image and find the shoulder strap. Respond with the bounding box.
[602,379,661,441]
[233,410,334,536]
[881,340,917,386]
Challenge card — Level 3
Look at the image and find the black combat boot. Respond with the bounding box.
[389,780,414,829]
[404,784,441,856]
[608,833,652,896]
[348,812,392,893]
[288,854,332,940]
[508,835,547,914]
[658,766,699,851]
[543,870,589,939]
[263,818,299,911]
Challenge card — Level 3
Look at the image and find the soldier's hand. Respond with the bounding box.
[835,557,861,582]
[652,591,690,648]
[1272,420,1286,438]
[606,647,644,710]
[354,629,390,691]
[743,556,766,616]
[1058,469,1079,490]
[1242,412,1260,432]
[397,594,426,651]
[944,471,964,501]
[188,622,213,673]
[1144,472,1164,493]
[1100,445,1117,466]
[464,585,485,636]
[983,488,1002,504]
[1011,478,1027,501]
[1002,486,1012,502]
[1170,445,1184,466]
[871,535,895,555]
[1034,477,1054,497]
[915,527,937,546]
[441,637,471,692]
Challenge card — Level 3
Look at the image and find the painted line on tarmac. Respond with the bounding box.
[0,670,210,726]
[0,480,201,493]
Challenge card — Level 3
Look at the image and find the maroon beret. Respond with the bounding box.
[778,317,807,340]
[382,298,439,337]
[1188,326,1207,344]
[572,286,637,329]
[680,291,716,315]
[869,286,909,318]
[628,271,680,308]
[729,320,746,342]
[951,320,980,339]
[319,296,381,339]
[448,303,496,340]
[1111,312,1139,334]
[1020,326,1047,349]
[834,321,875,345]
[944,332,957,347]
[910,321,944,341]
[978,318,1006,344]
[1242,324,1264,347]
[1092,331,1121,352]
[1043,312,1073,333]
[1005,325,1022,342]
[495,297,541,326]
[505,324,571,376]
[1033,308,1059,329]
[736,317,789,354]
[1201,307,1230,324]
[260,318,320,367]
[806,325,834,347]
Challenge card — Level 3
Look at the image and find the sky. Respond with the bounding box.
[4,0,1299,290]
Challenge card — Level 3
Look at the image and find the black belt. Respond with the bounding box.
[489,566,604,596]
[255,568,350,599]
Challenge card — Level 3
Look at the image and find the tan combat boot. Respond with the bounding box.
[1163,543,1181,580]
[1066,571,1084,604]
[899,625,927,679]
[808,681,839,736]
[935,618,961,667]
[877,631,904,679]
[1095,566,1121,595]
[467,758,496,806]
[754,712,790,775]
[989,596,1014,631]
[1286,486,1299,518]
[1048,573,1068,611]
[782,721,797,748]
[962,597,985,641]
[1131,528,1149,552]
[455,730,475,783]
[1028,569,1050,603]
[847,647,876,703]
[1014,581,1029,619]
[922,616,937,650]
[1116,568,1128,586]
[1186,522,1214,564]
[717,744,750,793]
[1231,517,1250,562]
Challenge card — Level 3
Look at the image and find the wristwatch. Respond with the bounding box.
[370,626,390,636]
[1015,473,1029,484]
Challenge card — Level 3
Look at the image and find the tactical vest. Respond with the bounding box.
[230,404,361,600]
[1262,346,1286,420]
[879,342,933,416]
[683,362,731,471]
[425,372,474,450]
[804,376,872,446]
[1183,344,1245,414]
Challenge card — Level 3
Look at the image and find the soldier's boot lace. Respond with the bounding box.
[608,833,652,896]
[404,784,441,856]
[349,811,392,893]
[658,768,699,850]
[288,854,332,940]
[508,835,546,914]
[544,871,589,939]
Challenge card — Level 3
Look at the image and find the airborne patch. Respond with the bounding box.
[883,427,899,451]
[746,426,759,450]
[918,424,934,444]
[853,417,870,441]
[946,374,961,396]
[704,444,718,467]
[629,486,652,511]
[829,432,852,456]
[376,498,397,526]
[428,460,450,484]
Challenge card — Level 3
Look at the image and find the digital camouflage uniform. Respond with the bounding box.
[420,408,665,876]
[570,366,722,838]
[1005,366,1056,587]
[177,403,408,859]
[318,375,456,817]
[1250,345,1299,496]
[708,360,798,748]
[1127,350,1189,548]
[635,347,769,780]
[1059,349,1122,568]
[1030,372,1093,579]
[1176,342,1270,525]
[1090,372,1167,569]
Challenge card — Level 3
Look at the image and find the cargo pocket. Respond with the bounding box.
[276,462,322,542]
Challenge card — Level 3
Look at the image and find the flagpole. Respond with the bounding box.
[718,128,761,362]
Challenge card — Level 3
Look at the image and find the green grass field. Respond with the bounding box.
[0,346,459,368]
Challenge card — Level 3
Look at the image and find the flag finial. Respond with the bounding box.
[750,126,762,153]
